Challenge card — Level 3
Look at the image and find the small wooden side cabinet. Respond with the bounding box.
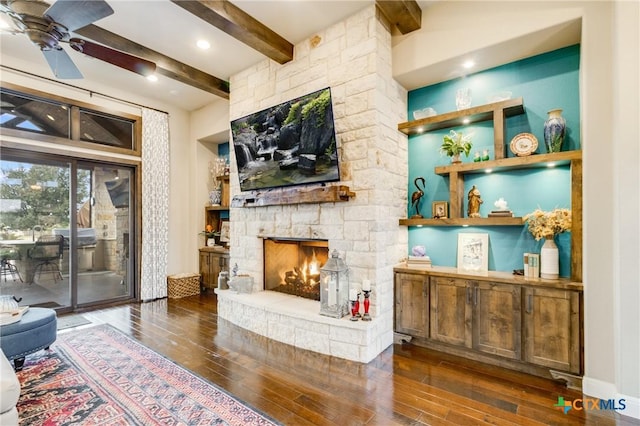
[199,247,229,290]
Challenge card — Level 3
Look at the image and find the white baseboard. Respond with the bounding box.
[617,394,640,420]
[582,377,640,419]
[582,377,618,399]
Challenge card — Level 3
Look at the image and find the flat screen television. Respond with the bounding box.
[230,87,340,192]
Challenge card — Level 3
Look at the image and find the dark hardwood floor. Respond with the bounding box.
[69,293,638,426]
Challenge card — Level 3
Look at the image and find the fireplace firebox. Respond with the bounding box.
[263,238,329,301]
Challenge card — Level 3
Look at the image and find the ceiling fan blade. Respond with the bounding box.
[44,0,114,32]
[69,38,156,77]
[42,48,83,79]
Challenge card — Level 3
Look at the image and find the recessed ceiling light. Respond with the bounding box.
[463,60,475,69]
[197,40,211,50]
[146,74,158,82]
[462,118,470,124]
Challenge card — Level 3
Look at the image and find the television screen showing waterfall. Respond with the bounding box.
[230,87,341,192]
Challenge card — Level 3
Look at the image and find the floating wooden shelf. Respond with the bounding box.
[205,205,228,212]
[399,217,524,227]
[398,97,525,136]
[231,185,355,208]
[434,150,582,176]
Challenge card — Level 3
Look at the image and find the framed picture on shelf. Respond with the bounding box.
[219,219,230,243]
[432,201,448,219]
[457,233,489,276]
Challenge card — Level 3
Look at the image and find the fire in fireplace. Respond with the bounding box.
[263,238,329,301]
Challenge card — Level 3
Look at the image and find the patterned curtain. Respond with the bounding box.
[140,109,170,300]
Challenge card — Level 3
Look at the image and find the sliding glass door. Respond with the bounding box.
[0,150,135,310]
[76,164,133,305]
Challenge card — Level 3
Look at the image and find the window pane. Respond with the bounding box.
[79,109,134,149]
[0,90,70,138]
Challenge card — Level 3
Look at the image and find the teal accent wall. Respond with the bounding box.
[407,45,580,277]
[217,142,229,159]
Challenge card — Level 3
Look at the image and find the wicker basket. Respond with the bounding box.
[167,273,201,298]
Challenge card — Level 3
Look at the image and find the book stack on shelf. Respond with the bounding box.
[406,255,432,269]
[488,209,514,217]
[524,253,540,278]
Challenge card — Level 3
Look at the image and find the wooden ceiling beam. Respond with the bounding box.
[74,25,230,99]
[170,0,294,64]
[376,0,422,34]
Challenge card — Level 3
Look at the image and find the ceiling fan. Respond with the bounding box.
[0,0,156,79]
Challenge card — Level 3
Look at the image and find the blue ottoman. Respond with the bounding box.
[0,307,57,370]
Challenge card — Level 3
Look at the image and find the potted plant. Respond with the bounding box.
[199,224,220,247]
[440,130,472,163]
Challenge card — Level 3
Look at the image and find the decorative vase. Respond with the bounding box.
[540,236,559,279]
[209,189,221,206]
[543,109,566,153]
[451,153,461,164]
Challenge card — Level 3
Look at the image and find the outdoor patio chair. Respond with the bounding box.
[27,235,64,282]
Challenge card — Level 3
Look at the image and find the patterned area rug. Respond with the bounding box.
[16,324,279,426]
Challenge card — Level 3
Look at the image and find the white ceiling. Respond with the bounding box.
[0,0,374,111]
[0,1,581,112]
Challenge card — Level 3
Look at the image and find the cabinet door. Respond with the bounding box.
[473,282,521,360]
[209,253,222,288]
[394,273,429,338]
[208,252,230,289]
[523,287,581,373]
[199,251,214,289]
[430,277,472,347]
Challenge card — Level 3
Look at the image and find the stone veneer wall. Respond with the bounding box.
[219,5,408,363]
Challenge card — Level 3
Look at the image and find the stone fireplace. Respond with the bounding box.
[263,238,328,301]
[216,5,409,363]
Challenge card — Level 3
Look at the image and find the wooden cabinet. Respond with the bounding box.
[199,248,229,290]
[394,272,429,338]
[395,266,582,379]
[523,286,581,374]
[429,277,521,360]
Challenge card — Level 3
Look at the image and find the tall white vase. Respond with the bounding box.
[540,237,559,279]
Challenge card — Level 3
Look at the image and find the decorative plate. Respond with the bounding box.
[510,133,538,156]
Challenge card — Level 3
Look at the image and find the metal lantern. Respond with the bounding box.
[319,249,349,318]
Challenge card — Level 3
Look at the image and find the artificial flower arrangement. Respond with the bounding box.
[523,208,572,240]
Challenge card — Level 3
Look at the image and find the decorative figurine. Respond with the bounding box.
[410,177,426,219]
[467,185,483,218]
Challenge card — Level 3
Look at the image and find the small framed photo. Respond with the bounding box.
[219,219,230,243]
[457,233,489,275]
[432,201,448,219]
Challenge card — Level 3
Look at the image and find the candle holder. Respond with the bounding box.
[355,292,362,318]
[362,290,371,321]
[350,299,359,321]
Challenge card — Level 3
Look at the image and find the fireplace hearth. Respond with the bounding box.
[263,238,329,301]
